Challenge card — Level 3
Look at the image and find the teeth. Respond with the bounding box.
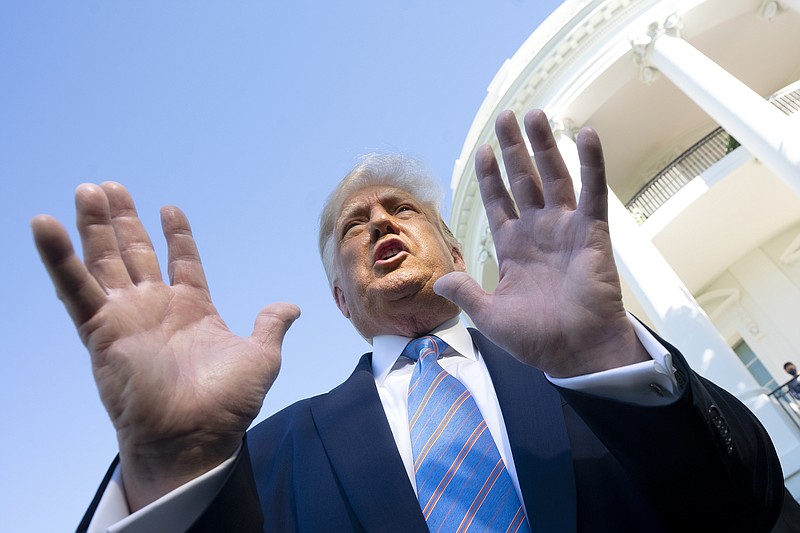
[380,247,400,260]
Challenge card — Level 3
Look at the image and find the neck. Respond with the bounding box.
[358,304,461,342]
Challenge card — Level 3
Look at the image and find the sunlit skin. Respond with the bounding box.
[332,186,465,341]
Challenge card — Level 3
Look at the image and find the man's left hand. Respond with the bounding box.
[434,109,649,378]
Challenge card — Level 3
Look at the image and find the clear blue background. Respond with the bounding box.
[0,1,562,530]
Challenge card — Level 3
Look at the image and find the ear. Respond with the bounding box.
[451,245,466,273]
[333,284,351,318]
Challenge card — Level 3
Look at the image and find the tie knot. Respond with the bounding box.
[402,335,448,363]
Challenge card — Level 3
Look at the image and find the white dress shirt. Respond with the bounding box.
[89,313,677,532]
[372,316,526,507]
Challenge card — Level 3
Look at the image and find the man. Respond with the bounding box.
[784,362,800,400]
[33,110,783,531]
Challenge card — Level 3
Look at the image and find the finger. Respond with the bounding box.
[76,183,133,289]
[162,206,210,291]
[433,271,489,324]
[523,109,577,209]
[251,302,301,354]
[101,182,163,284]
[475,144,516,236]
[31,214,107,326]
[495,110,544,210]
[576,127,609,222]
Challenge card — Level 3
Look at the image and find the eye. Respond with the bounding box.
[395,204,415,215]
[342,219,364,237]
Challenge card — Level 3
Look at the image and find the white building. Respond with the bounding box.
[449,0,800,494]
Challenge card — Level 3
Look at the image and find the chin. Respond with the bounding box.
[371,271,424,299]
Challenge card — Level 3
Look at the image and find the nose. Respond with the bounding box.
[369,207,398,242]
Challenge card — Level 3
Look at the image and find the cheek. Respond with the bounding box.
[336,240,366,270]
[336,248,371,291]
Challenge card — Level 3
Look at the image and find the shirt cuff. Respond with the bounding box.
[88,449,239,533]
[546,313,678,406]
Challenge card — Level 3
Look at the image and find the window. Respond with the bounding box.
[733,339,777,390]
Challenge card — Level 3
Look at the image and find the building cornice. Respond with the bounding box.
[451,0,664,244]
[450,0,764,247]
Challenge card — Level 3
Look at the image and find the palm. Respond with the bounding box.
[487,204,626,373]
[32,182,298,506]
[86,283,278,447]
[436,110,643,377]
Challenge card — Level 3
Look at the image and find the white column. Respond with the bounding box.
[551,122,759,395]
[633,18,800,196]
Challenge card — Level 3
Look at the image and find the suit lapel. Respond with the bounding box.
[310,353,428,533]
[470,329,577,533]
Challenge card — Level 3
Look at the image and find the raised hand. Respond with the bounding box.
[31,183,300,509]
[435,109,648,378]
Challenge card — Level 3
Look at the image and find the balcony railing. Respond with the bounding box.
[767,379,800,433]
[626,80,800,222]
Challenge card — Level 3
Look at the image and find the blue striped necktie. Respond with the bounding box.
[404,336,531,532]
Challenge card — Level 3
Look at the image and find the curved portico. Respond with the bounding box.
[450,0,800,493]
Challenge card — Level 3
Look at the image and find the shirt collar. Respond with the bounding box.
[371,315,476,386]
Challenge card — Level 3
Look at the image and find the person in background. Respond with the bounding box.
[784,362,800,400]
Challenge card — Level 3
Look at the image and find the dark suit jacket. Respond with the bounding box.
[79,330,785,532]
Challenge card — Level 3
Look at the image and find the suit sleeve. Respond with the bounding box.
[556,336,784,531]
[185,438,263,533]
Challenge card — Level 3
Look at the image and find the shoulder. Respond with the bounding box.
[249,393,325,444]
[244,392,332,479]
[247,351,375,447]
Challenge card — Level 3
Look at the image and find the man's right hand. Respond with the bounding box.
[31,182,300,511]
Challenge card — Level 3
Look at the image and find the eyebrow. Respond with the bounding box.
[335,190,414,229]
[337,201,367,224]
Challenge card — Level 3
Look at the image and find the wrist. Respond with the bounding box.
[118,431,242,511]
[547,319,650,378]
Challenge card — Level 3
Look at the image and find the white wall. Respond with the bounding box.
[699,223,800,382]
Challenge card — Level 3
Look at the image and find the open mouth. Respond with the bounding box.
[373,238,409,266]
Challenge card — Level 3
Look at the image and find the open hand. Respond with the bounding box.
[32,182,299,509]
[435,110,647,377]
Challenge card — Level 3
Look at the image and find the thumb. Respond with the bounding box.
[252,302,301,350]
[434,272,489,323]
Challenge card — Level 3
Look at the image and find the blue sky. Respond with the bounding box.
[0,1,562,530]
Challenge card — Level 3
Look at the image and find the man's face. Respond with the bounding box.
[787,364,798,376]
[332,185,465,339]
